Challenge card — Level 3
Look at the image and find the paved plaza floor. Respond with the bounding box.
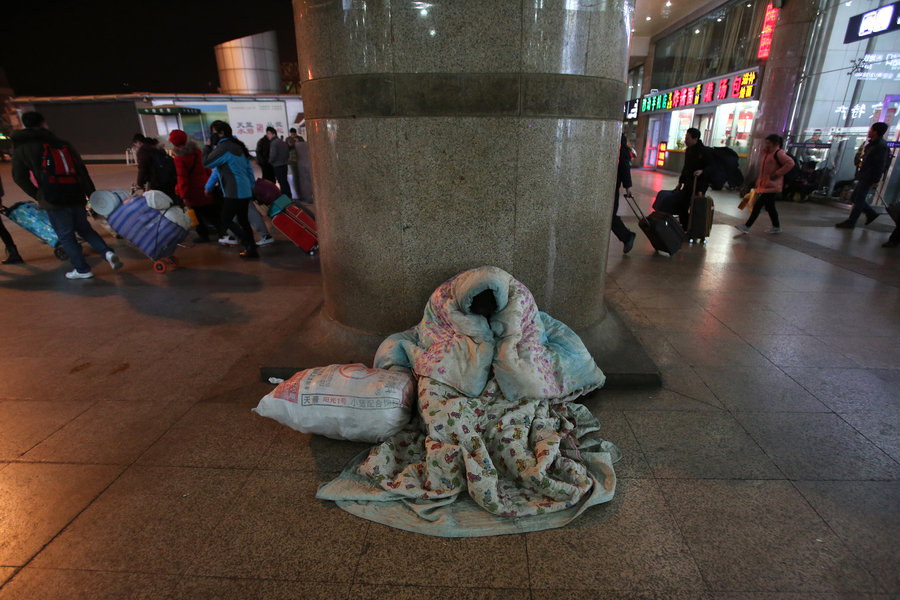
[0,161,898,599]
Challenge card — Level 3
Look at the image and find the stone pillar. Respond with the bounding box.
[293,0,631,339]
[748,0,819,173]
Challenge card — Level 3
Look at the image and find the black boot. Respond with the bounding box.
[2,248,23,264]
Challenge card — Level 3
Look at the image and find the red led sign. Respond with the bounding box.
[640,69,759,114]
[758,3,779,59]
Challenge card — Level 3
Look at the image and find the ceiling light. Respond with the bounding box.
[694,28,700,33]
[665,0,671,5]
[646,16,652,20]
[717,17,722,21]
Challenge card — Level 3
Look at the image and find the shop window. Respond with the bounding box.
[712,101,758,155]
[667,109,695,149]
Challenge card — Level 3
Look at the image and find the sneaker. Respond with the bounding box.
[766,227,781,234]
[736,224,750,234]
[105,250,123,270]
[218,235,239,246]
[623,231,636,254]
[65,269,94,280]
[257,234,275,247]
[865,213,880,226]
[835,220,854,229]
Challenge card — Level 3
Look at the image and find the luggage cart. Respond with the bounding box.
[106,197,189,273]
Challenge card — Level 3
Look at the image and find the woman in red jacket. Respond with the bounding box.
[169,129,220,242]
[737,134,795,234]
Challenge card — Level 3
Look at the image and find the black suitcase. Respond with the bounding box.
[687,193,714,244]
[624,193,684,255]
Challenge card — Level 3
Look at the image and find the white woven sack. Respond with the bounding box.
[162,206,192,231]
[253,364,416,442]
[89,189,129,217]
[144,189,173,210]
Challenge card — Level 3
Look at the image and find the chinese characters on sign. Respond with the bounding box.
[640,69,759,114]
[758,3,779,59]
[234,121,286,136]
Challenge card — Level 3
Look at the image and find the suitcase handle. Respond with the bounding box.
[623,192,647,221]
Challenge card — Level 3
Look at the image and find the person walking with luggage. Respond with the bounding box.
[835,122,890,229]
[203,120,259,259]
[12,112,123,279]
[168,129,220,243]
[0,171,24,264]
[267,128,291,198]
[286,128,300,199]
[132,134,178,201]
[674,128,709,230]
[736,134,794,234]
[611,134,636,253]
[256,130,275,183]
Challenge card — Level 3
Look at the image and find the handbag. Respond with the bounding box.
[738,188,757,211]
[887,202,900,224]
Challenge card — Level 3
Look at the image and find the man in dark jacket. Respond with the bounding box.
[611,134,636,253]
[835,122,890,229]
[267,129,291,197]
[0,171,24,264]
[256,129,274,182]
[675,127,709,229]
[11,111,122,279]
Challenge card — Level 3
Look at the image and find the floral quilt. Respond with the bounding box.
[317,266,620,536]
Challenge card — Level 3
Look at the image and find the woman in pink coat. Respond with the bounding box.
[169,129,219,243]
[737,134,795,234]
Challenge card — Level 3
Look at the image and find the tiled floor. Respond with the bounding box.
[0,162,897,598]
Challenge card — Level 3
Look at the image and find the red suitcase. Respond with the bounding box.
[272,202,318,254]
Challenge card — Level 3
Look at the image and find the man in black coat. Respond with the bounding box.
[12,111,122,279]
[256,129,275,182]
[674,127,709,229]
[835,122,890,229]
[611,134,636,253]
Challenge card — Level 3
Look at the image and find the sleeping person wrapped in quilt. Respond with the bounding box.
[317,266,621,537]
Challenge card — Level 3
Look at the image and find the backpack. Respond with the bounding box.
[150,149,177,196]
[39,142,85,204]
[705,146,744,190]
[774,149,801,185]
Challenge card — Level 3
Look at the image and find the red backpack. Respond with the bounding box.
[40,142,85,204]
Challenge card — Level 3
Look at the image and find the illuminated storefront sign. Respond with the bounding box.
[640,68,759,114]
[844,1,900,43]
[758,3,779,59]
[657,142,667,167]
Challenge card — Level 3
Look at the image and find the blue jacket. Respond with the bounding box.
[202,137,255,199]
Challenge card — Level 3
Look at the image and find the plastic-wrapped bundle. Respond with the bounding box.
[143,190,173,210]
[161,205,193,231]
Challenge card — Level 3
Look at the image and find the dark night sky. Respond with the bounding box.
[0,0,297,96]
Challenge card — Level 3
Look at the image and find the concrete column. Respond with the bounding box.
[748,0,819,173]
[285,0,655,384]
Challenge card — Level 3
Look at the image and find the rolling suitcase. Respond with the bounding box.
[0,201,68,260]
[272,202,318,254]
[653,189,680,214]
[624,193,683,255]
[686,175,714,244]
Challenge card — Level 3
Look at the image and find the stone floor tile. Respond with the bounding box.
[532,591,712,600]
[794,481,900,593]
[21,400,191,465]
[349,585,531,599]
[255,428,372,474]
[814,335,900,370]
[30,466,250,574]
[584,411,652,478]
[0,357,112,403]
[661,367,724,407]
[625,411,782,479]
[837,409,900,462]
[706,307,806,336]
[0,401,93,460]
[664,331,771,368]
[354,525,528,588]
[170,577,349,599]
[734,412,900,481]
[705,592,889,599]
[137,403,282,469]
[186,470,368,582]
[741,334,859,368]
[659,479,880,593]
[693,366,829,413]
[0,569,14,587]
[526,478,705,591]
[588,387,724,412]
[0,569,177,600]
[783,368,900,414]
[0,463,122,566]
